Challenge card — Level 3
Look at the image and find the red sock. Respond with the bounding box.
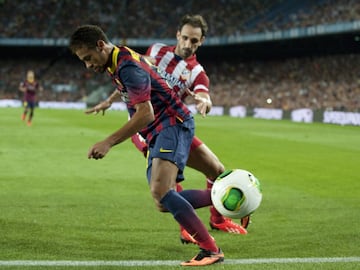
[176,183,183,192]
[210,206,225,223]
[207,178,213,190]
[198,235,218,253]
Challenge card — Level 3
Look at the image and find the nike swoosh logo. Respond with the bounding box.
[159,147,173,153]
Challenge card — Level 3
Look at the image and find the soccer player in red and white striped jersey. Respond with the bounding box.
[145,42,209,101]
[134,15,250,241]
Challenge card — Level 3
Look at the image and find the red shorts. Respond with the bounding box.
[190,136,203,151]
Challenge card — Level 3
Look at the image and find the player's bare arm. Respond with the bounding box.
[18,84,26,92]
[185,89,212,117]
[85,89,120,115]
[142,55,156,65]
[88,101,154,160]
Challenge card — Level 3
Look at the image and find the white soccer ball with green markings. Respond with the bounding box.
[211,169,262,219]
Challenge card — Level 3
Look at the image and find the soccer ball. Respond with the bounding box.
[211,169,262,219]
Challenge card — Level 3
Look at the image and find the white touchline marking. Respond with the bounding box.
[0,257,359,266]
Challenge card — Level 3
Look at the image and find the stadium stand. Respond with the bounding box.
[0,0,359,112]
[204,54,360,111]
[2,0,360,38]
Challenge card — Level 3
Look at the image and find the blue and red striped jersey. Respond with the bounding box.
[19,80,40,102]
[106,46,192,143]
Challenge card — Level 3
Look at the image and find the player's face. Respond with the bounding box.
[175,24,204,59]
[26,71,35,82]
[75,42,109,73]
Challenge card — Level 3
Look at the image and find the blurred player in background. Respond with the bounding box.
[18,70,43,126]
[90,14,249,243]
[70,24,224,266]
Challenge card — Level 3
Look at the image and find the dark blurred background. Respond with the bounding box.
[1,0,360,112]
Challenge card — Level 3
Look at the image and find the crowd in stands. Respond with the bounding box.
[1,0,359,112]
[205,54,360,112]
[1,53,359,112]
[1,0,360,39]
[249,0,360,33]
[0,56,110,102]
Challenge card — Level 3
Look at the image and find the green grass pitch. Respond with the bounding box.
[0,107,359,270]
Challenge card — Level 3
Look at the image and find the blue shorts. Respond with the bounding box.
[24,100,36,109]
[146,118,194,183]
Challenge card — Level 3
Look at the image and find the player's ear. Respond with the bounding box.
[96,40,105,51]
[199,36,205,46]
[176,30,181,40]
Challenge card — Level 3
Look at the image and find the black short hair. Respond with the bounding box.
[69,25,109,53]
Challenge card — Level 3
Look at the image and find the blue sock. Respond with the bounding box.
[160,190,212,243]
[178,189,212,209]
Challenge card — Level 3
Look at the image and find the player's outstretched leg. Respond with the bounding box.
[27,109,34,126]
[21,106,28,121]
[159,189,224,266]
[186,143,248,235]
[207,179,248,234]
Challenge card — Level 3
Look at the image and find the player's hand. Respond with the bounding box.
[88,140,112,160]
[85,100,111,115]
[185,88,211,117]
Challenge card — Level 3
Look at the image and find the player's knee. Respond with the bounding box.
[150,188,168,212]
[155,201,168,212]
[153,197,168,212]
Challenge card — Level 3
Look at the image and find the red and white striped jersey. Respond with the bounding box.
[145,43,209,100]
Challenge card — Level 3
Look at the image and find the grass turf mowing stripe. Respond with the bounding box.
[0,257,359,266]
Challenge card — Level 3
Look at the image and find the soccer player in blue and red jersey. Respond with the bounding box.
[88,15,249,242]
[69,25,224,266]
[18,70,43,126]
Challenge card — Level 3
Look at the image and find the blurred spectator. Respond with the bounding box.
[205,53,360,111]
[1,0,359,112]
[1,53,359,112]
[1,0,360,38]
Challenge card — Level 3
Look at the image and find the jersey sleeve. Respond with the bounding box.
[191,70,210,95]
[145,45,153,56]
[119,64,151,106]
[145,45,154,56]
[145,43,167,58]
